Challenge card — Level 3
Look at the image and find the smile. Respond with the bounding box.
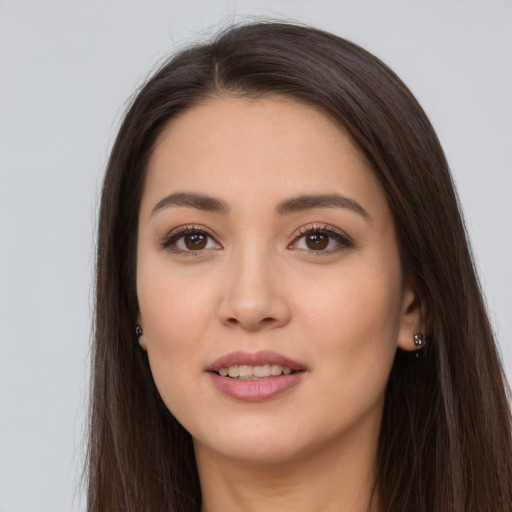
[207,351,306,401]
[218,364,294,379]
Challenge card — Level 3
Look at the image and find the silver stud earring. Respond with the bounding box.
[413,333,425,347]
[135,325,143,338]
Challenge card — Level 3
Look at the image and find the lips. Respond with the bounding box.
[207,350,305,372]
[206,351,306,401]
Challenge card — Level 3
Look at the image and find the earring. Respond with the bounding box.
[413,333,425,347]
[135,325,143,338]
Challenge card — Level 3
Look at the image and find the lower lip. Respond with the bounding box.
[208,372,304,401]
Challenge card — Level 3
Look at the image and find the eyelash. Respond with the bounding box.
[289,224,353,254]
[159,225,220,255]
[159,223,353,255]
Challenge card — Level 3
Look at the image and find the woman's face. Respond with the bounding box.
[136,95,421,465]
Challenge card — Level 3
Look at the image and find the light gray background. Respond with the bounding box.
[0,1,511,510]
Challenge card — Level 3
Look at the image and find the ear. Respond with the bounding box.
[136,311,147,351]
[396,282,428,352]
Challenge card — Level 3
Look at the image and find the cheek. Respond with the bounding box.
[298,259,401,331]
[286,268,402,443]
[294,262,402,384]
[137,263,218,405]
[138,257,218,339]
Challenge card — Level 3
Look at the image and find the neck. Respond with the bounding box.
[195,423,381,512]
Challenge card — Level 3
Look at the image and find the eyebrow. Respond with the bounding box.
[276,193,370,221]
[151,192,230,216]
[151,191,369,221]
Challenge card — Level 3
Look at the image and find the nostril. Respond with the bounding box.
[225,316,277,329]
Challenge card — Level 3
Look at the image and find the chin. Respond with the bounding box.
[195,434,310,466]
[190,415,332,466]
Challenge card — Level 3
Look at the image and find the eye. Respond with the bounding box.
[160,226,221,254]
[290,225,353,253]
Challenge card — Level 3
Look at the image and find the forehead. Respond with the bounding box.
[142,95,388,218]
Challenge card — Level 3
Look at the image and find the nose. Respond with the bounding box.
[217,247,291,331]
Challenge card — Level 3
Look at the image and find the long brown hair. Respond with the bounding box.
[87,22,512,511]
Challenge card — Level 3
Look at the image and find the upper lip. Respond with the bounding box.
[207,350,307,372]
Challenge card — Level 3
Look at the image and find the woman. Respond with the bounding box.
[86,22,512,511]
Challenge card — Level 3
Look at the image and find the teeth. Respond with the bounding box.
[238,365,253,378]
[254,364,271,377]
[218,364,294,379]
[270,364,282,376]
[228,366,240,378]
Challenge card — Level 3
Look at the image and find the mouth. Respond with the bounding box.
[207,350,306,376]
[216,364,298,380]
[206,351,306,401]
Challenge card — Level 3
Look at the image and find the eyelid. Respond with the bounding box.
[158,222,352,254]
[159,224,222,253]
[288,223,354,251]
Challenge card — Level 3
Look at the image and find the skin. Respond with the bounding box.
[136,95,424,512]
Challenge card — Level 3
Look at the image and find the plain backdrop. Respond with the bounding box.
[0,1,511,510]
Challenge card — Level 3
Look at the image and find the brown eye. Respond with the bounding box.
[290,226,353,253]
[305,233,329,250]
[161,227,221,254]
[184,232,208,250]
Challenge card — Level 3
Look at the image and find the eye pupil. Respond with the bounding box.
[306,233,328,250]
[185,233,207,250]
